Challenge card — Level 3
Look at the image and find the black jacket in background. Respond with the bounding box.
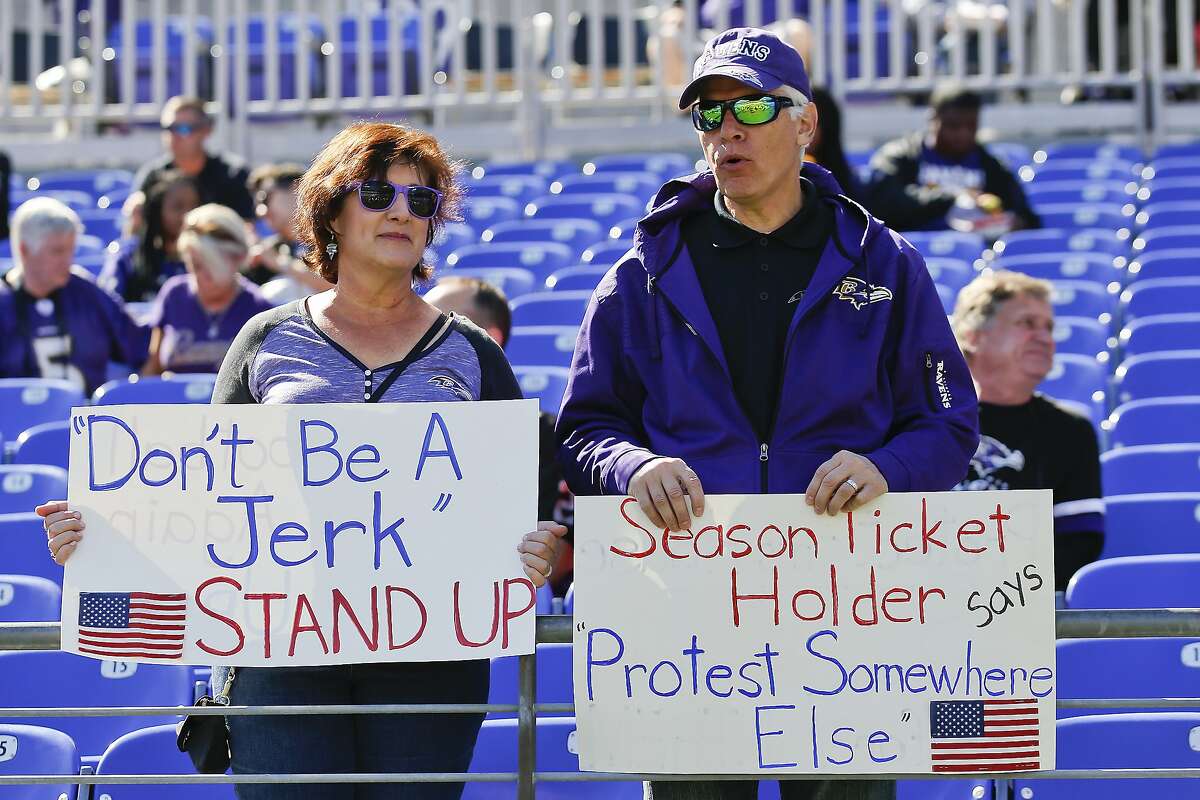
[0,151,10,240]
[865,133,1041,233]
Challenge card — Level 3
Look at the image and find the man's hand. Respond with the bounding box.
[628,458,706,532]
[805,451,888,516]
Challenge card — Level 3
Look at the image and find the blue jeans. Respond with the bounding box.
[225,660,488,800]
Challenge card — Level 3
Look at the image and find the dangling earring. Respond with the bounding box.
[325,238,338,259]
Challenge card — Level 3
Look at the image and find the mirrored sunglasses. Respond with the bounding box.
[691,94,796,132]
[350,180,444,219]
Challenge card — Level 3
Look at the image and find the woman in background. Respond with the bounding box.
[141,203,273,375]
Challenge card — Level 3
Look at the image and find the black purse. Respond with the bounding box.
[177,667,236,773]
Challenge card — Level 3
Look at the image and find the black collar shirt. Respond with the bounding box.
[681,177,835,441]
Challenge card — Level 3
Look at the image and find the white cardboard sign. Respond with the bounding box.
[62,400,539,666]
[573,490,1056,775]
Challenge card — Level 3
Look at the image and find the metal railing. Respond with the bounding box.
[3,611,1200,796]
[0,0,1197,168]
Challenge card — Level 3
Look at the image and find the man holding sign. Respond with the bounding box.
[557,27,980,800]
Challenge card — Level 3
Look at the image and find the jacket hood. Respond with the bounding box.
[634,161,885,280]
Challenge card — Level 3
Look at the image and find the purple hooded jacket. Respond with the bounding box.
[555,163,980,497]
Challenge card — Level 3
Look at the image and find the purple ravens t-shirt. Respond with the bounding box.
[915,144,985,231]
[148,274,275,374]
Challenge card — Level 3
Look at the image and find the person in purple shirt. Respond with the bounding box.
[142,203,274,375]
[0,197,145,395]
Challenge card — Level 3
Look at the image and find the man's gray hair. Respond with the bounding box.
[11,197,83,265]
[951,269,1053,345]
[777,84,810,120]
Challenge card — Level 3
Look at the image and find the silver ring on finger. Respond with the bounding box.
[541,561,553,579]
[844,477,860,494]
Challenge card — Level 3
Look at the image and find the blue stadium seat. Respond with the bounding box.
[0,379,84,445]
[431,222,480,259]
[994,228,1126,259]
[465,175,549,207]
[510,292,592,327]
[902,231,985,262]
[1039,142,1141,163]
[562,583,574,614]
[1013,713,1200,800]
[1034,204,1131,232]
[0,514,63,586]
[336,13,420,99]
[545,266,608,292]
[1155,141,1200,158]
[1025,180,1131,207]
[1056,640,1200,719]
[1134,200,1200,230]
[92,375,217,405]
[75,253,108,277]
[1118,278,1200,321]
[75,235,107,255]
[1024,160,1137,183]
[513,367,570,415]
[446,243,576,280]
[1103,493,1200,558]
[1119,314,1200,356]
[551,173,659,202]
[1127,249,1200,283]
[442,268,537,301]
[29,169,133,196]
[463,196,523,231]
[1102,445,1200,495]
[486,643,573,717]
[1132,224,1200,254]
[1146,156,1200,180]
[12,420,71,470]
[923,257,974,293]
[580,239,633,268]
[0,724,79,800]
[1039,355,1106,420]
[1050,280,1113,321]
[0,574,61,622]
[1113,353,1200,404]
[1051,317,1109,359]
[0,651,193,758]
[94,723,237,800]
[76,209,123,244]
[0,465,67,516]
[474,160,577,181]
[525,194,645,231]
[505,327,579,369]
[465,717,642,799]
[1145,177,1200,204]
[1107,397,1200,447]
[481,219,605,256]
[1066,553,1200,608]
[584,152,693,181]
[11,189,95,211]
[994,253,1121,285]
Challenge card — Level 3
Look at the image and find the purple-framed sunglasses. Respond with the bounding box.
[349,180,443,219]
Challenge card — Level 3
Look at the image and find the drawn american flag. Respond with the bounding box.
[77,592,187,660]
[929,698,1040,772]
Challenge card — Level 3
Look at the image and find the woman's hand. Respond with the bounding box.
[35,501,85,565]
[518,521,568,588]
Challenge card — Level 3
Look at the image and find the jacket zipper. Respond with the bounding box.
[923,351,936,410]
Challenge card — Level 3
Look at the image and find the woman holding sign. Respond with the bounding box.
[40,121,566,800]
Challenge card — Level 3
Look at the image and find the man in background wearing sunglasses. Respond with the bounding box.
[557,27,979,800]
[133,95,255,221]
